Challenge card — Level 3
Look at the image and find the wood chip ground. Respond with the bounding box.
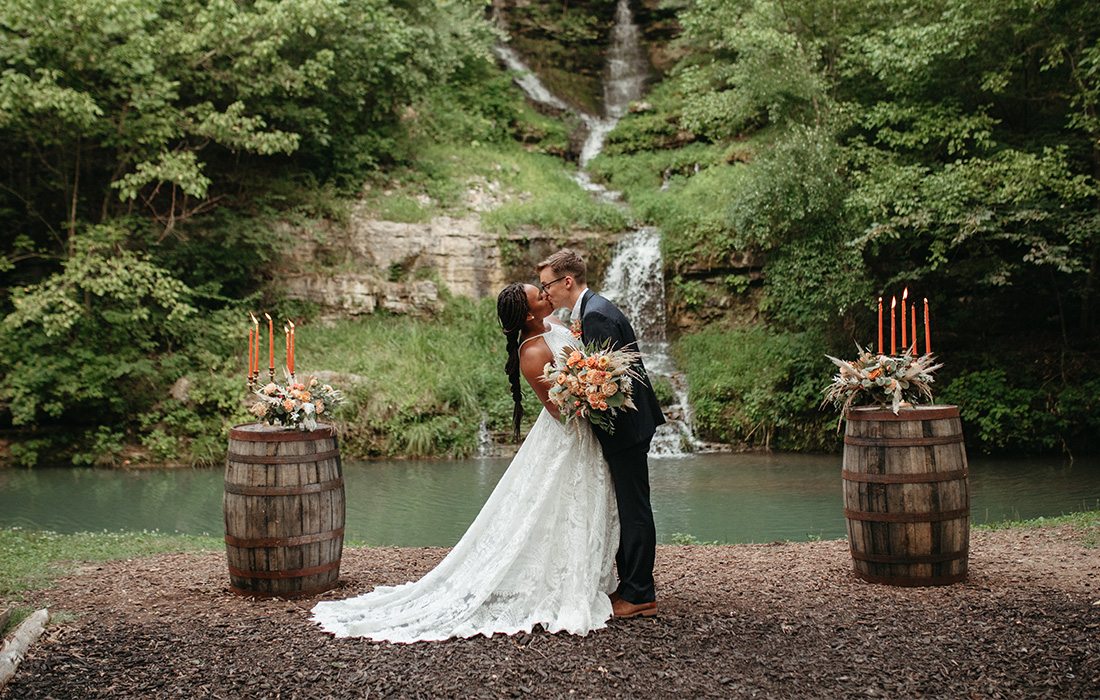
[3,527,1098,698]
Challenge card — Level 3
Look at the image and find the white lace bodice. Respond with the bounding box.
[311,323,618,642]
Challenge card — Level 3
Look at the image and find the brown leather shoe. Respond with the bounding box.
[611,596,658,619]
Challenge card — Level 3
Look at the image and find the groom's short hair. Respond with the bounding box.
[537,249,587,285]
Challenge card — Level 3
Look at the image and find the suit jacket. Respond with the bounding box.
[579,290,666,456]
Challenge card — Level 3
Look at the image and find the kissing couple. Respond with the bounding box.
[312,248,666,642]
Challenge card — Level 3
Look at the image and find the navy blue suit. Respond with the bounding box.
[579,290,665,604]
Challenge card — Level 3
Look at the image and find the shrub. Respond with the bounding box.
[674,325,835,451]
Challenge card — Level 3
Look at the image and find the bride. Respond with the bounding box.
[311,282,619,642]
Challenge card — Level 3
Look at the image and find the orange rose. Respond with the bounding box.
[567,351,584,368]
[282,399,296,411]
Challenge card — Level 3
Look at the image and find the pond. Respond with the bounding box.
[1,452,1098,546]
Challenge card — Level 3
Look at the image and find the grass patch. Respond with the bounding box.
[0,528,220,600]
[668,532,722,545]
[976,509,1100,547]
[300,296,542,458]
[356,141,626,234]
[673,325,834,451]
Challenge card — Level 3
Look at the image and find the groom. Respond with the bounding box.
[537,248,666,619]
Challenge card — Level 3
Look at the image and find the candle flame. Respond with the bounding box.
[264,312,272,321]
[891,296,897,308]
[284,325,289,334]
[249,312,258,324]
[288,319,295,329]
[902,287,909,300]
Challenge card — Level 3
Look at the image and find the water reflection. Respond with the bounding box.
[1,453,1097,545]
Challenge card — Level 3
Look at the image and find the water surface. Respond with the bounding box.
[2,452,1097,545]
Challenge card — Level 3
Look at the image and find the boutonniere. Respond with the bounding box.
[570,318,583,338]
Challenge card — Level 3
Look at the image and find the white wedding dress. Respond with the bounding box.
[311,323,619,642]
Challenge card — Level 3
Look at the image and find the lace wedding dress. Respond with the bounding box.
[311,323,619,642]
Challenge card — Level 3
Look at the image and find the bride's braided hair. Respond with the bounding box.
[496,283,528,442]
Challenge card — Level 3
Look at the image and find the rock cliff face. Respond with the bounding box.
[281,203,615,315]
[283,209,505,314]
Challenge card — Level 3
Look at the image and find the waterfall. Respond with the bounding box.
[602,231,701,455]
[491,45,572,114]
[476,416,493,458]
[497,0,700,455]
[600,227,666,342]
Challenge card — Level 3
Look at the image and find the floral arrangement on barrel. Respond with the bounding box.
[250,376,345,432]
[244,313,344,431]
[542,341,641,434]
[822,289,943,415]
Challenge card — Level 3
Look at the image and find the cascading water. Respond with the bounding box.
[601,231,702,455]
[497,0,701,454]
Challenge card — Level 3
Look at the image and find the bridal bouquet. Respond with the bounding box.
[821,345,942,415]
[542,342,642,434]
[249,375,345,431]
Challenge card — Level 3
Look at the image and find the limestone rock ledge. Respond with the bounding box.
[280,202,614,316]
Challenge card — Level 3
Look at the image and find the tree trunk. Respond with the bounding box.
[0,608,49,690]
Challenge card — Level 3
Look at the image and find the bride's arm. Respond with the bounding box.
[519,341,562,420]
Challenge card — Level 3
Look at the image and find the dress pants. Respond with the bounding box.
[605,440,656,604]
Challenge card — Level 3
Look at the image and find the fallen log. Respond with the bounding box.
[0,608,49,690]
[0,608,11,635]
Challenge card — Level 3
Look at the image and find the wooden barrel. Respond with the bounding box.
[842,405,969,586]
[224,423,345,597]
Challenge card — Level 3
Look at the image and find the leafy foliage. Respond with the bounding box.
[593,0,1100,454]
[674,326,835,451]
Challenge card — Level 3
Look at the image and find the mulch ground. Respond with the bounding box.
[3,527,1098,699]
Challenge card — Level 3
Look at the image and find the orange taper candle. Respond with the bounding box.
[911,304,917,355]
[901,288,908,350]
[265,313,274,370]
[877,297,883,354]
[924,298,931,354]
[250,312,260,377]
[890,296,897,355]
[247,327,254,377]
[288,320,295,375]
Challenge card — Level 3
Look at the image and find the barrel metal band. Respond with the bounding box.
[853,570,967,587]
[227,448,341,465]
[228,560,340,580]
[844,507,969,523]
[224,477,344,496]
[844,406,960,422]
[842,469,968,484]
[850,549,968,564]
[843,434,964,447]
[225,527,344,548]
[229,423,336,441]
[229,583,336,599]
